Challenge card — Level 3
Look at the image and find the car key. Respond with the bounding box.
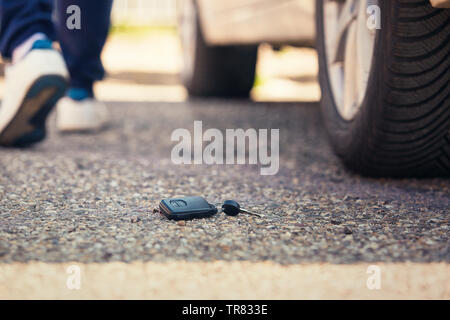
[222,200,263,218]
[159,196,217,220]
[158,197,262,220]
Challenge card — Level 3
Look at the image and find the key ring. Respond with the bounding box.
[156,197,263,221]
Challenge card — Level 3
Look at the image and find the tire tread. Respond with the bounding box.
[372,1,450,175]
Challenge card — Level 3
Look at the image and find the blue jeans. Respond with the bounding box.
[0,0,113,94]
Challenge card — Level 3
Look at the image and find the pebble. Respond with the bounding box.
[130,216,140,223]
[344,227,353,235]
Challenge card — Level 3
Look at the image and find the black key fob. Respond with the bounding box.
[159,196,218,221]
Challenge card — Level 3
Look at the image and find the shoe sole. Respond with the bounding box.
[58,123,109,134]
[0,75,67,148]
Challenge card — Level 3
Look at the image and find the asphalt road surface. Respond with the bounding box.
[0,99,449,299]
[1,99,449,263]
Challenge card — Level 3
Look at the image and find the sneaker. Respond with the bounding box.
[56,94,110,133]
[0,39,68,147]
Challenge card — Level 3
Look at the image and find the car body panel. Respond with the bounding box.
[196,0,315,46]
[430,0,450,8]
[194,0,448,46]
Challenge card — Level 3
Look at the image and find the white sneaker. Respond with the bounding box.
[56,97,110,132]
[0,43,68,147]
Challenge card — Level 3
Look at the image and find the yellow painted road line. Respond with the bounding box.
[1,262,448,300]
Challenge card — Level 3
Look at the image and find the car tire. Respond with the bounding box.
[316,0,450,177]
[178,0,258,97]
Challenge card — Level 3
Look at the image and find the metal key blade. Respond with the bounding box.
[240,209,263,218]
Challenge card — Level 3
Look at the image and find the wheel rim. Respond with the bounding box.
[323,0,378,121]
[179,0,197,83]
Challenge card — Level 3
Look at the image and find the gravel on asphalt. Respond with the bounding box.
[0,100,448,264]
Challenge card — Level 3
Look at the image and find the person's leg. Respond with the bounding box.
[54,0,113,97]
[0,0,54,60]
[54,0,112,132]
[0,0,68,147]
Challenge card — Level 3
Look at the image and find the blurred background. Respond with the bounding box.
[105,0,320,102]
[0,0,320,103]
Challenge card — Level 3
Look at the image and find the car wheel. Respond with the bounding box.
[178,0,258,97]
[316,0,450,176]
